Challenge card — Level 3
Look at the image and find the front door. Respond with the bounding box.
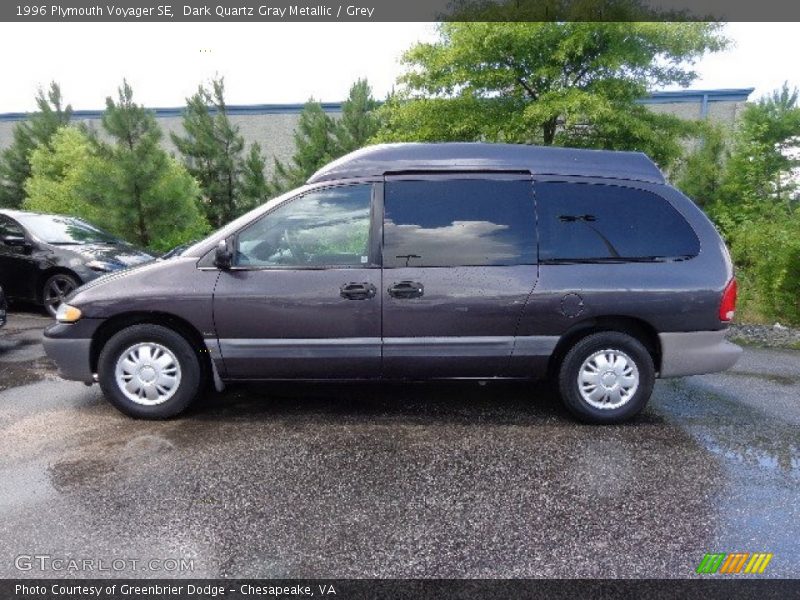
[0,215,36,300]
[213,182,382,379]
[381,175,539,378]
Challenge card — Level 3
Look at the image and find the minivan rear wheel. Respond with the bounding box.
[97,324,201,419]
[557,332,654,424]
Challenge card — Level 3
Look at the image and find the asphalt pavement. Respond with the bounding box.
[0,311,797,578]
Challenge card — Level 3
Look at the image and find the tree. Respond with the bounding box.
[719,83,800,216]
[172,77,264,227]
[94,80,208,250]
[700,84,800,325]
[334,78,380,155]
[376,18,727,167]
[268,99,337,195]
[239,143,270,209]
[22,127,106,225]
[674,122,728,206]
[0,82,72,208]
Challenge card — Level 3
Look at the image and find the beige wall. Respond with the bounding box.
[0,97,745,178]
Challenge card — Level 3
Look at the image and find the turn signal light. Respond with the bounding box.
[56,304,82,323]
[719,278,737,322]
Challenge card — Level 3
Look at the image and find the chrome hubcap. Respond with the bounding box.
[44,276,76,314]
[114,343,181,405]
[578,349,639,410]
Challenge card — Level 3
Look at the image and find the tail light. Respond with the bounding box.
[719,278,737,322]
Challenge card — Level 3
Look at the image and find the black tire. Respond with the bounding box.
[557,331,655,424]
[42,273,79,317]
[97,324,202,419]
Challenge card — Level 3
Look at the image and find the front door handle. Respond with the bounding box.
[388,280,424,299]
[340,282,377,300]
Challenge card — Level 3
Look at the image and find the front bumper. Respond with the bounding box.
[658,330,742,378]
[42,320,102,384]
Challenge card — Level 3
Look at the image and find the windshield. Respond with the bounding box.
[16,214,120,245]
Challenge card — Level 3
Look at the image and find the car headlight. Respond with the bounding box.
[56,303,82,323]
[86,260,119,272]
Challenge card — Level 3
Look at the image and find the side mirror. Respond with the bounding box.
[2,236,32,253]
[214,238,235,270]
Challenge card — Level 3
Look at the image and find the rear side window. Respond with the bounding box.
[383,179,536,268]
[536,182,700,262]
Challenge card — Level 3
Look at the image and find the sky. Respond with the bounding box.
[0,22,797,113]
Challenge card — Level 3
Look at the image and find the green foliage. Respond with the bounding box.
[93,81,208,251]
[239,143,270,209]
[680,83,800,325]
[726,215,800,325]
[172,77,265,228]
[376,20,726,168]
[0,82,72,208]
[716,84,800,223]
[334,78,381,155]
[673,121,728,206]
[269,79,380,195]
[268,100,338,195]
[22,127,106,224]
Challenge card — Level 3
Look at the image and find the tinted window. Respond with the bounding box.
[236,184,372,268]
[0,216,25,238]
[383,179,536,268]
[537,182,700,261]
[14,214,118,245]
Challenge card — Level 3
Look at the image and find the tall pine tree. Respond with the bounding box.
[268,80,379,196]
[94,80,208,250]
[0,83,72,208]
[334,78,380,155]
[172,78,267,227]
[268,99,337,196]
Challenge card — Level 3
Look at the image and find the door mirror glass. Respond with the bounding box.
[1,235,32,253]
[214,239,234,270]
[235,184,372,268]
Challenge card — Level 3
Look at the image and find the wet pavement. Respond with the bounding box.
[0,311,797,579]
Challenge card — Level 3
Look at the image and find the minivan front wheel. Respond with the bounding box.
[97,324,201,418]
[557,332,654,424]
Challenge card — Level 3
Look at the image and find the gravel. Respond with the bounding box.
[727,322,800,349]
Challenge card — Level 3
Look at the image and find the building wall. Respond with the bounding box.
[0,89,753,178]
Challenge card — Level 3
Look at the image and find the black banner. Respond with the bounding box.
[3,0,800,22]
[3,579,800,600]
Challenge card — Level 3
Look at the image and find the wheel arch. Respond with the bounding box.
[37,267,82,304]
[548,315,662,379]
[90,311,212,380]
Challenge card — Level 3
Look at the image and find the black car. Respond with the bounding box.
[0,285,6,328]
[0,210,153,316]
[43,143,741,423]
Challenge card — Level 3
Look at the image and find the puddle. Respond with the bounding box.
[0,357,59,391]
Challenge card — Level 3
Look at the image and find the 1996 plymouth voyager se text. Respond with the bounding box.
[43,143,741,423]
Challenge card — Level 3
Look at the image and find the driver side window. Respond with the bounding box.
[235,184,373,268]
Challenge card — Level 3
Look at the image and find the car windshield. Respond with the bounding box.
[16,214,119,245]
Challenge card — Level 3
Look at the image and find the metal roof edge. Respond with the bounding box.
[0,88,755,122]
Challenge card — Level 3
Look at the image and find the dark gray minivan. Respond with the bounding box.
[43,143,741,423]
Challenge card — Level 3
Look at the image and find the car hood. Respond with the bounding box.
[74,243,154,267]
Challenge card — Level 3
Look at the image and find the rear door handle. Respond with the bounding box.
[388,281,424,299]
[340,282,377,300]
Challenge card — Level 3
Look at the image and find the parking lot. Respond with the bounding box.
[0,311,798,578]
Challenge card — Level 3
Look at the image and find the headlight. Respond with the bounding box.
[56,303,82,323]
[86,260,118,272]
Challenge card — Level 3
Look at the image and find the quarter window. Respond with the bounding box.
[235,184,372,268]
[383,179,536,268]
[536,182,700,262]
[0,216,25,238]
